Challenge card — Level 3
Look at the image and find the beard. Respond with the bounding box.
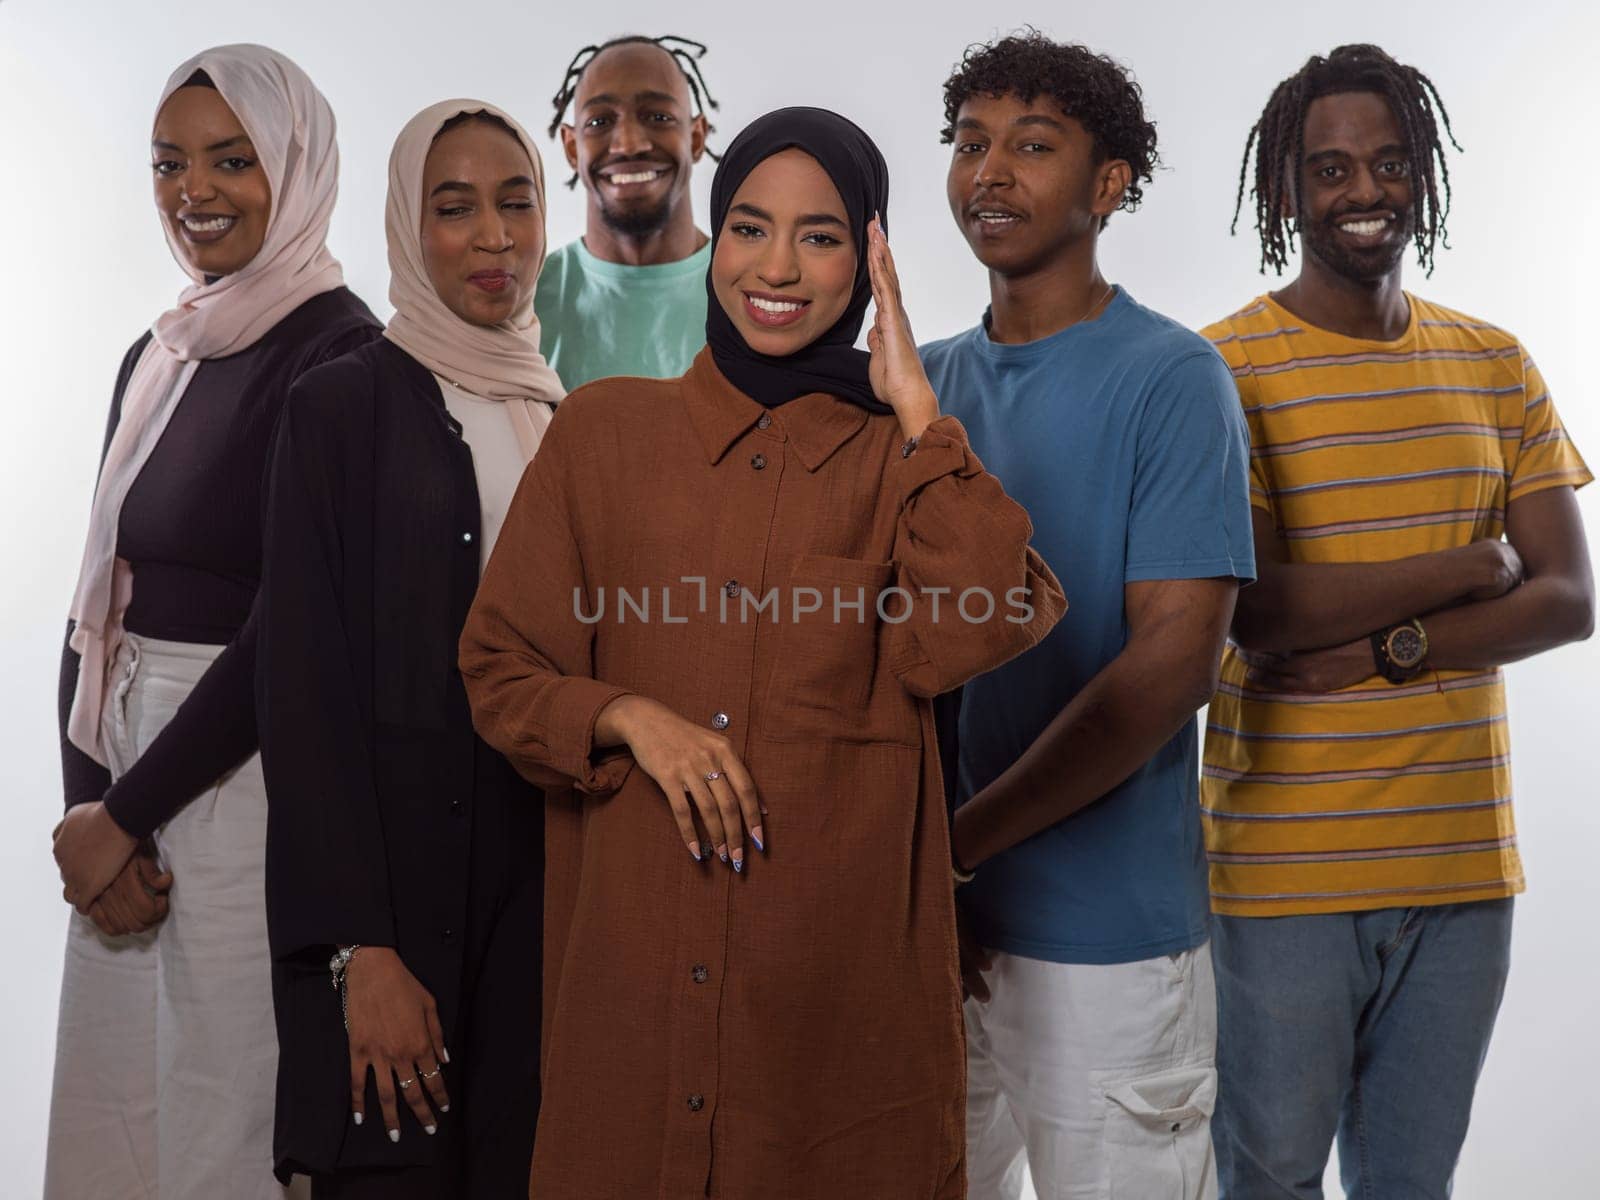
[596,189,674,238]
[1298,205,1415,283]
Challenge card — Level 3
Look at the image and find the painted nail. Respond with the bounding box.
[442,1046,451,1064]
[717,844,729,864]
[689,841,703,862]
[425,1124,437,1136]
[733,855,744,874]
[352,1112,363,1126]
[440,1105,450,1113]
[388,1129,400,1143]
[752,828,766,853]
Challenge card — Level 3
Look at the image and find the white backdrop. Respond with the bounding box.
[2,1,1596,1194]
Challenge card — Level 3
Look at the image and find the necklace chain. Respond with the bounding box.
[1076,279,1114,327]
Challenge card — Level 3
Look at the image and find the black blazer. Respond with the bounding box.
[257,338,543,1178]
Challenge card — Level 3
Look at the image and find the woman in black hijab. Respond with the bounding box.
[460,107,1063,1197]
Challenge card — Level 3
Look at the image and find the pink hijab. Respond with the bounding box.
[382,99,563,455]
[65,44,346,765]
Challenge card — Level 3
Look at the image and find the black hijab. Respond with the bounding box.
[705,107,892,414]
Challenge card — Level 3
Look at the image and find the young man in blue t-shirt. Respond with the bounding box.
[920,33,1255,1198]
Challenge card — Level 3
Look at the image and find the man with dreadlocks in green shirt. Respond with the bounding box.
[535,34,720,390]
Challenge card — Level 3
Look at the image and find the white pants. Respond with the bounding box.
[965,944,1219,1200]
[44,634,305,1200]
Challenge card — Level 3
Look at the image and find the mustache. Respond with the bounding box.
[591,153,673,175]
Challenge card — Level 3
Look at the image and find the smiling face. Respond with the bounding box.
[419,117,544,327]
[562,42,707,237]
[1293,90,1415,284]
[151,84,272,277]
[710,148,857,358]
[946,92,1127,278]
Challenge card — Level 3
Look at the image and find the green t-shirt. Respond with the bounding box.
[534,237,711,392]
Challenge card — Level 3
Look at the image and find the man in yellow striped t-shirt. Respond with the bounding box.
[1204,45,1593,1199]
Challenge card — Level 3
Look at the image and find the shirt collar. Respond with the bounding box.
[682,349,870,473]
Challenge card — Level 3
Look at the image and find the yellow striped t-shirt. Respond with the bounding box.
[1201,293,1591,917]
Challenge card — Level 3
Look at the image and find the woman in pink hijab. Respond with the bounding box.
[45,45,379,1199]
[255,99,559,1196]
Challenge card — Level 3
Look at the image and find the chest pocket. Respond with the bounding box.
[763,554,920,748]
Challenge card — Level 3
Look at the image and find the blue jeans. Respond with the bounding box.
[1212,900,1513,1199]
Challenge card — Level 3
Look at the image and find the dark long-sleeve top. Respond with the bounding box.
[58,287,380,837]
[458,348,1066,1199]
[257,338,543,1177]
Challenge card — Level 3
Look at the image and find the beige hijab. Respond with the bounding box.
[382,99,563,456]
[66,44,346,765]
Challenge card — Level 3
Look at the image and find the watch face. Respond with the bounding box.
[1388,626,1425,668]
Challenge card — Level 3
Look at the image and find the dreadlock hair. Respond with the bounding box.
[1233,43,1461,276]
[548,34,720,189]
[939,29,1159,230]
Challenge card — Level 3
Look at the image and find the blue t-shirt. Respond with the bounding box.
[920,288,1255,965]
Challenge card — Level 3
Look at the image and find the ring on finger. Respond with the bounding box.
[704,770,722,782]
[398,1077,415,1090]
[420,1066,442,1080]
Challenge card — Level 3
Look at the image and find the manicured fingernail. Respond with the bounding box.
[442,1046,450,1063]
[425,1124,437,1136]
[388,1129,400,1143]
[752,828,765,853]
[717,844,729,863]
[440,1105,449,1113]
[353,1112,363,1126]
[689,841,702,861]
[733,854,744,874]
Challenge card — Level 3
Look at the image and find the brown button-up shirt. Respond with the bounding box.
[461,349,1064,1199]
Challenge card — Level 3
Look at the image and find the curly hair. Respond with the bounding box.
[1233,43,1460,276]
[940,30,1158,228]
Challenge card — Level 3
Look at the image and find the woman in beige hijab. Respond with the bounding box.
[46,44,379,1200]
[255,100,559,1197]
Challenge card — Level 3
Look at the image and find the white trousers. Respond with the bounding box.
[965,944,1219,1200]
[44,634,305,1200]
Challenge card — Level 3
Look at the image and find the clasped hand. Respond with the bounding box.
[52,800,171,936]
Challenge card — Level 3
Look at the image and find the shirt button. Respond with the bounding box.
[692,964,709,984]
[724,579,740,598]
[449,797,463,814]
[688,1094,705,1112]
[756,412,772,430]
[442,928,456,945]
[461,531,474,544]
[711,711,730,731]
[750,453,766,470]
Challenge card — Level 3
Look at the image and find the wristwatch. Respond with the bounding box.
[1370,619,1429,683]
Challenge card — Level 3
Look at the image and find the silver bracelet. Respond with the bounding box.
[329,945,363,1031]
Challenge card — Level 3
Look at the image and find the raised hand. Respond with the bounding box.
[864,216,939,440]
